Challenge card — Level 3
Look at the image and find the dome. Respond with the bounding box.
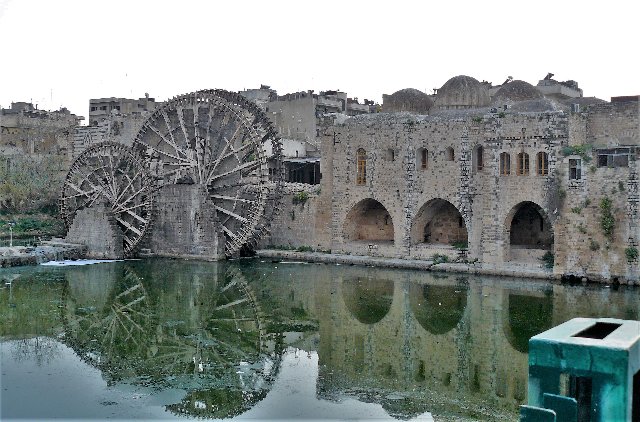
[493,80,543,103]
[436,75,490,110]
[382,88,434,114]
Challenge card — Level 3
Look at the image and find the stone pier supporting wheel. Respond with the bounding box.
[133,89,283,257]
[60,142,154,256]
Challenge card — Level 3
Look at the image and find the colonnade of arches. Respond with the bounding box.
[342,198,554,260]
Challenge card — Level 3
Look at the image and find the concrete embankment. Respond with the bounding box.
[0,241,86,268]
[255,249,560,281]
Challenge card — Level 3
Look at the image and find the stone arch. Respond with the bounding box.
[342,277,394,325]
[409,283,468,335]
[506,201,553,249]
[411,199,468,246]
[344,198,395,242]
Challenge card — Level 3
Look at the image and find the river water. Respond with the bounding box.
[0,258,637,421]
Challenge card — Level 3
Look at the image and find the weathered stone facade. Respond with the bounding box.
[147,184,224,261]
[263,99,640,283]
[65,203,124,259]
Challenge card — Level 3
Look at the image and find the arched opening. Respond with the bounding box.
[356,148,366,185]
[411,199,468,246]
[507,201,553,263]
[344,198,394,242]
[410,284,468,335]
[342,278,394,325]
[472,145,484,173]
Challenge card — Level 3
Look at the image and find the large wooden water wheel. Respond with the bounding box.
[132,89,283,257]
[59,141,154,256]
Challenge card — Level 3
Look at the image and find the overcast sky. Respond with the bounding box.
[1,0,638,123]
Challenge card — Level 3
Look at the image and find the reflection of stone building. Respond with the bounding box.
[264,74,640,283]
[277,265,640,418]
[5,260,640,419]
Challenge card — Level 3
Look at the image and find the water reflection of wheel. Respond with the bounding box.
[61,262,281,418]
[148,265,269,382]
[62,266,151,362]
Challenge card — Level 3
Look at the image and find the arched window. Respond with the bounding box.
[446,147,455,161]
[356,148,367,185]
[474,145,484,172]
[537,152,549,175]
[516,152,529,175]
[500,152,511,175]
[417,148,428,170]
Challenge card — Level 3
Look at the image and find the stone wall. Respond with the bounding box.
[72,113,146,158]
[258,183,327,250]
[148,184,224,260]
[320,112,565,264]
[65,203,124,259]
[293,103,640,282]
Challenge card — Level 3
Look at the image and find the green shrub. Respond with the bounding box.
[540,251,554,269]
[561,144,592,162]
[600,197,614,240]
[589,240,600,251]
[0,156,65,214]
[625,247,639,262]
[451,241,468,250]
[571,207,582,214]
[292,191,310,204]
[431,254,449,264]
[296,245,313,252]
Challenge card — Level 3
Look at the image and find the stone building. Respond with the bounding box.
[88,93,158,126]
[241,87,378,185]
[0,101,82,159]
[262,76,639,283]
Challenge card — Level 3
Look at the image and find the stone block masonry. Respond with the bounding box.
[148,184,224,260]
[293,104,640,283]
[65,203,124,259]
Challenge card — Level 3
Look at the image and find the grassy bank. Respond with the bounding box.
[0,213,66,242]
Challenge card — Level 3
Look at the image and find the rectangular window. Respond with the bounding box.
[500,153,511,175]
[569,159,582,180]
[421,149,428,169]
[517,153,530,175]
[537,152,549,175]
[597,148,630,168]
